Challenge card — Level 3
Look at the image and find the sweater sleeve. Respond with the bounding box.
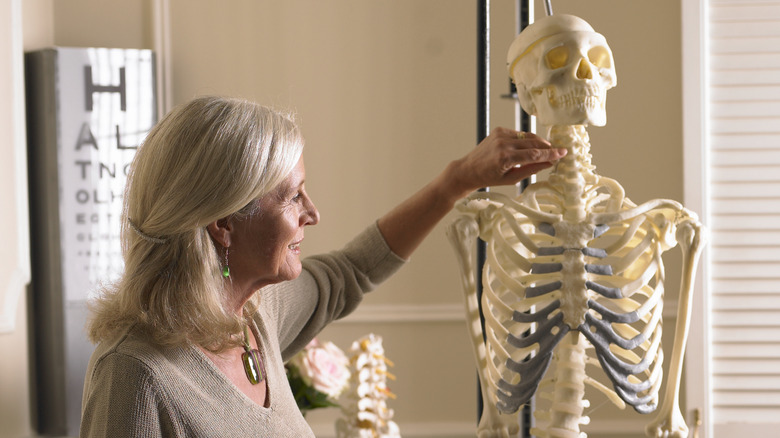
[262,222,406,361]
[80,351,182,438]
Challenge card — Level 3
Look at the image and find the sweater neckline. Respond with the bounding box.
[191,316,274,413]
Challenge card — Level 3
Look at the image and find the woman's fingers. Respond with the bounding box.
[492,129,566,171]
[501,160,555,183]
[450,127,567,197]
[510,145,567,167]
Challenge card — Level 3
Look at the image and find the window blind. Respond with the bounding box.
[709,0,780,428]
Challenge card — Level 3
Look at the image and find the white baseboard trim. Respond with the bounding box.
[309,420,476,438]
[310,419,647,437]
[335,303,465,323]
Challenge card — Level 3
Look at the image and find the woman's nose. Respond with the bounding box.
[304,197,319,226]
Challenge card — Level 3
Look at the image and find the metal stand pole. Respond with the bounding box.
[475,1,533,436]
[515,2,533,436]
[475,0,489,424]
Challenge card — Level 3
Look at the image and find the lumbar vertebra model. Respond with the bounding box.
[336,334,401,438]
[447,14,705,438]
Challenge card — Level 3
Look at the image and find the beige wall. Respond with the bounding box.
[3,0,684,436]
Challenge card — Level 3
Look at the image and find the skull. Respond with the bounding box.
[507,14,616,127]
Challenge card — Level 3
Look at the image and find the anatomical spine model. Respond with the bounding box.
[447,14,705,438]
[336,334,401,438]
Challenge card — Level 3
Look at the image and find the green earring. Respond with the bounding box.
[222,248,230,278]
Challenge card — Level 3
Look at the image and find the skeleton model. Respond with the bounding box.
[447,14,705,438]
[336,334,401,438]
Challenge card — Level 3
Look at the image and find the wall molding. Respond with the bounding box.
[335,303,465,324]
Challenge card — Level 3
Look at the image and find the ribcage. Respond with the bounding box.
[479,193,667,415]
[581,209,667,414]
[480,199,568,414]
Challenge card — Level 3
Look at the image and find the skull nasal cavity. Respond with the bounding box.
[576,59,593,79]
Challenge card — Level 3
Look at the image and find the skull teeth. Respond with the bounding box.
[548,87,605,110]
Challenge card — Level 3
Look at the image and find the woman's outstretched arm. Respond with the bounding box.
[376,127,566,259]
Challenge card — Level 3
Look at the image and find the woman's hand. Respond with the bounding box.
[376,127,565,259]
[444,127,567,202]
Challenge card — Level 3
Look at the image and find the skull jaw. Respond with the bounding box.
[531,86,608,127]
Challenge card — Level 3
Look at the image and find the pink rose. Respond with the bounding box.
[292,340,351,399]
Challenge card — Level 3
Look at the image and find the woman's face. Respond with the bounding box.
[229,157,319,291]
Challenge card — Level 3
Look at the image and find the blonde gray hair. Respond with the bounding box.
[87,96,304,350]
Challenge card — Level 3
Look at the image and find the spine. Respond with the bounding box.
[547,332,589,438]
[547,125,597,223]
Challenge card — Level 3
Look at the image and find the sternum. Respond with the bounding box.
[559,250,589,328]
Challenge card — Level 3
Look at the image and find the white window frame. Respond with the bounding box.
[0,0,31,334]
[684,1,780,436]
[682,0,712,433]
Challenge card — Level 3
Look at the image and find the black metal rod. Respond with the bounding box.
[475,0,533,435]
[515,3,533,437]
[477,0,489,143]
[544,0,553,16]
[513,3,535,437]
[475,0,489,425]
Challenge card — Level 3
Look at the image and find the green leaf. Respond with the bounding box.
[285,363,340,413]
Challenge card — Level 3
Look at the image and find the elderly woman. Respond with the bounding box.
[79,96,565,437]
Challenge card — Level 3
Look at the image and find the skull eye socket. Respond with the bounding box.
[588,46,612,69]
[545,46,569,69]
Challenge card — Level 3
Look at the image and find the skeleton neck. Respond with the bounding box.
[547,125,598,222]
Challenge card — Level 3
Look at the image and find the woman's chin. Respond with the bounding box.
[279,259,303,282]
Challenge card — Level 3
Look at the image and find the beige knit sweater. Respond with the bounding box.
[80,224,406,437]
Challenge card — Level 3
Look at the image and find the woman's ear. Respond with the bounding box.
[206,217,232,248]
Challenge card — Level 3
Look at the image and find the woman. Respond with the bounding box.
[79,96,565,437]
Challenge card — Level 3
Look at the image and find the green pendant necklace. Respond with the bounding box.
[241,324,265,385]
